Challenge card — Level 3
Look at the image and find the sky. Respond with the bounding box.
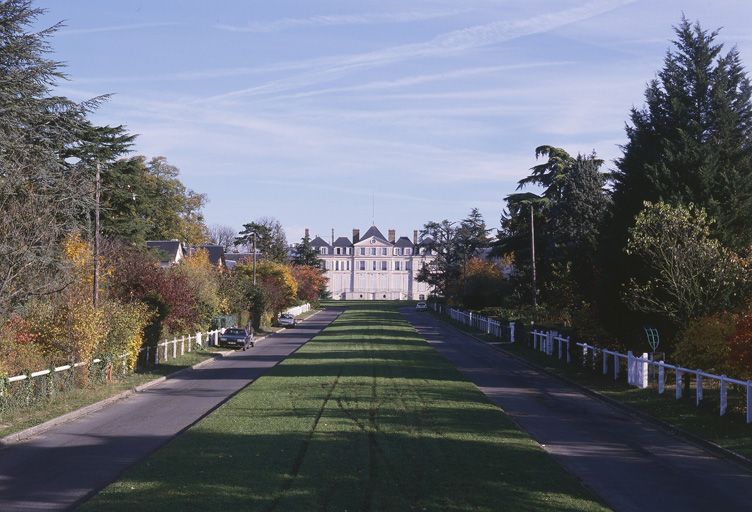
[35,0,752,244]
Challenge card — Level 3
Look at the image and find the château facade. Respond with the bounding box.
[309,226,435,300]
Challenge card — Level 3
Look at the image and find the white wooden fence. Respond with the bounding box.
[530,329,752,424]
[283,303,311,317]
[5,327,224,387]
[430,303,516,343]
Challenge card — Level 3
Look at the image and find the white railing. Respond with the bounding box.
[430,302,516,343]
[283,303,311,317]
[530,329,752,424]
[5,327,224,387]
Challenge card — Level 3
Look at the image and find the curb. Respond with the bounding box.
[432,313,752,473]
[0,332,277,448]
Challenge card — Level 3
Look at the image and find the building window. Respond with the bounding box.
[419,247,426,255]
[381,248,388,256]
[372,260,377,271]
[360,247,366,255]
[406,261,411,270]
[335,247,341,255]
[393,248,398,255]
[320,247,328,255]
[359,260,366,271]
[405,248,412,255]
[347,260,351,271]
[321,261,327,270]
[419,294,425,300]
[394,261,401,271]
[370,247,376,255]
[346,247,351,255]
[381,261,387,271]
[335,261,339,271]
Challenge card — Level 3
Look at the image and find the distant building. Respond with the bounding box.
[309,226,436,300]
[146,240,186,267]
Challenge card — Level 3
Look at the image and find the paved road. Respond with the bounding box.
[0,309,339,511]
[402,308,752,512]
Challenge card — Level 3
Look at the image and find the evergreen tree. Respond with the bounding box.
[0,1,101,314]
[235,217,288,263]
[611,17,752,250]
[292,234,322,268]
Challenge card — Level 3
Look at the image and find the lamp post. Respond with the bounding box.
[252,232,257,285]
[530,204,537,309]
[93,161,101,309]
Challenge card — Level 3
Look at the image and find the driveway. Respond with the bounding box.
[402,308,752,512]
[0,309,339,511]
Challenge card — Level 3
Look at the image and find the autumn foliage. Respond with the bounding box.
[291,265,327,303]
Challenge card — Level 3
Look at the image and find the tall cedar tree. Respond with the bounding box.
[235,217,288,263]
[611,17,752,247]
[602,17,752,333]
[292,235,323,267]
[0,1,108,314]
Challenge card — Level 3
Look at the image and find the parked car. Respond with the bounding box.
[277,313,297,327]
[415,302,428,311]
[219,328,254,350]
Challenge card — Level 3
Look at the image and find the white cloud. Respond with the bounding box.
[205,0,635,101]
[215,9,465,33]
[57,22,179,36]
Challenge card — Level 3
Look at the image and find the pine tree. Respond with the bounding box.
[292,235,322,268]
[611,17,752,250]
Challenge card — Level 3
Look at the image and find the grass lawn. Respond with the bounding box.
[438,314,752,460]
[82,303,608,512]
[0,347,225,439]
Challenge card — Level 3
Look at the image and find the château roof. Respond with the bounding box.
[394,236,414,248]
[310,236,331,248]
[333,236,352,247]
[359,226,388,243]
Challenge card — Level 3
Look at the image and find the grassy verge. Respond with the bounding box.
[82,303,607,512]
[0,347,224,438]
[436,313,752,460]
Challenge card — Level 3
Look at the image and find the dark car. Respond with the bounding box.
[219,328,254,350]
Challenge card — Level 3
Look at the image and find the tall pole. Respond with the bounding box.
[93,161,101,309]
[252,233,257,285]
[530,203,537,309]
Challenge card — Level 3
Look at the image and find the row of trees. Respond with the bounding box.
[0,2,329,383]
[422,18,752,377]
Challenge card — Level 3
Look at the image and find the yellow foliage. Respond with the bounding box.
[101,301,152,372]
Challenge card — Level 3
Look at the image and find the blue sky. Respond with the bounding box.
[36,0,752,244]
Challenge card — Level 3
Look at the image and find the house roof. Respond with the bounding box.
[333,236,352,247]
[419,236,435,246]
[310,236,331,248]
[359,226,388,243]
[394,236,414,248]
[224,252,255,263]
[199,244,225,266]
[146,240,183,263]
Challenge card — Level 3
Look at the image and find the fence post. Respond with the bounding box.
[173,338,177,359]
[614,353,619,380]
[566,337,571,364]
[181,336,185,356]
[720,377,727,416]
[696,372,703,406]
[627,351,633,386]
[196,332,202,348]
[639,353,649,389]
[658,361,665,394]
[509,322,515,343]
[582,344,588,367]
[559,337,563,360]
[676,370,683,400]
[602,351,608,375]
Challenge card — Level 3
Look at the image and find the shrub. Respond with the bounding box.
[728,309,752,379]
[673,312,736,374]
[100,301,152,373]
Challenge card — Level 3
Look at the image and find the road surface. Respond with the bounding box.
[0,309,339,511]
[402,308,752,512]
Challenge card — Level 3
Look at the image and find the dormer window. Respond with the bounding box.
[381,248,388,256]
[335,247,341,255]
[320,247,328,255]
[405,248,412,256]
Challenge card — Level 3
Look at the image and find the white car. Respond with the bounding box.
[415,302,428,311]
[277,313,297,327]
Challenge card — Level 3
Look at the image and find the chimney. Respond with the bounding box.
[388,229,396,243]
[304,228,309,239]
[331,228,335,247]
[413,230,418,245]
[353,228,360,244]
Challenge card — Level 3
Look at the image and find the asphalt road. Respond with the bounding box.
[402,308,752,512]
[0,309,339,512]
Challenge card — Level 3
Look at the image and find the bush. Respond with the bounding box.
[100,301,152,373]
[673,312,736,374]
[728,309,752,379]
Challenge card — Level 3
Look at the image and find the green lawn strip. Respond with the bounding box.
[82,303,607,512]
[0,348,225,438]
[436,313,752,460]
